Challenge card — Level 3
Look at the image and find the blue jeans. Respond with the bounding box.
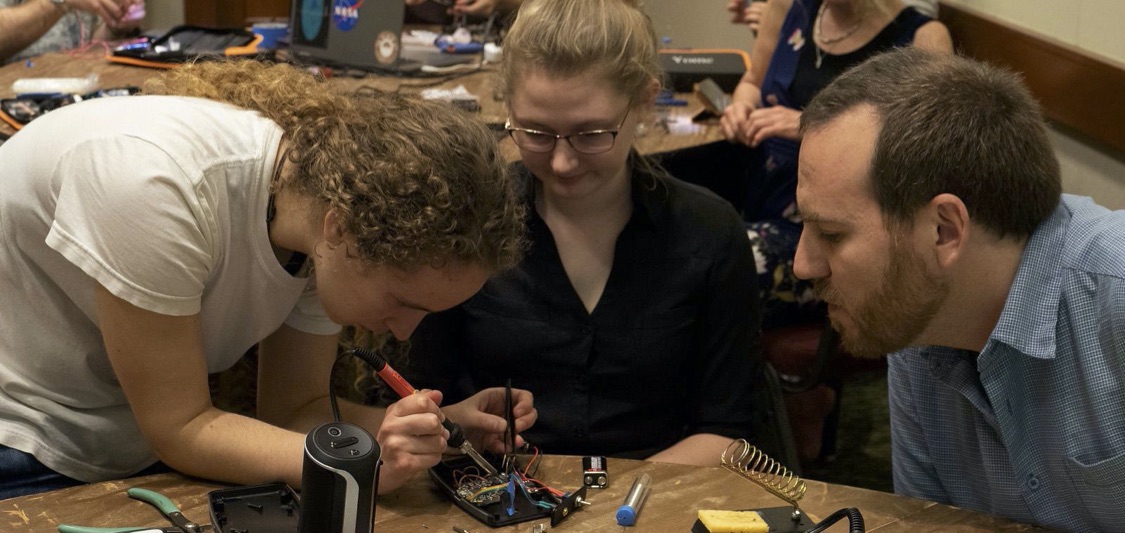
[0,445,171,500]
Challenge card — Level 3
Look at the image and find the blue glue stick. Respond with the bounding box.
[615,473,652,526]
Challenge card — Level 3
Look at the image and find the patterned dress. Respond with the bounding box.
[747,0,932,326]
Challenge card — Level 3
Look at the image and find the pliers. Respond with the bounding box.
[58,487,209,533]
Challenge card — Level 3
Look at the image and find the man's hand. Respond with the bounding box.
[444,387,537,455]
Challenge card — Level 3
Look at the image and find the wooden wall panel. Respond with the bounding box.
[245,0,290,21]
[939,2,1125,155]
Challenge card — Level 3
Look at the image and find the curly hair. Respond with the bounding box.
[145,60,526,272]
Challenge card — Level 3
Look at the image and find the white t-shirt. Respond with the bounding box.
[902,0,937,18]
[0,95,340,482]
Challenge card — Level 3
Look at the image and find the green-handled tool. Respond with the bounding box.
[58,487,209,533]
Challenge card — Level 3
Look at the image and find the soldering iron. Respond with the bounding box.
[350,348,498,476]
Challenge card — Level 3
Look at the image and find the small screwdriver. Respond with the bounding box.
[352,348,499,475]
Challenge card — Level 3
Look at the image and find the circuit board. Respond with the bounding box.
[429,452,564,527]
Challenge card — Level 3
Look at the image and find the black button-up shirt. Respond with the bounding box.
[403,163,762,459]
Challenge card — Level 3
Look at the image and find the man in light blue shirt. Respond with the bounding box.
[792,47,1124,532]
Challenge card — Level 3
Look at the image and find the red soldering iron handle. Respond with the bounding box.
[374,365,417,399]
[352,348,468,447]
[352,348,415,398]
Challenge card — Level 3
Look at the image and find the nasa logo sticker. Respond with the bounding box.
[374,31,399,65]
[332,0,363,32]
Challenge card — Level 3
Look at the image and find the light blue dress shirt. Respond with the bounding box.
[888,195,1125,532]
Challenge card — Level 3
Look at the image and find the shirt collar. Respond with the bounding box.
[513,152,666,230]
[627,156,666,230]
[988,200,1070,360]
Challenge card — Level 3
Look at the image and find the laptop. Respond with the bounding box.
[288,0,477,74]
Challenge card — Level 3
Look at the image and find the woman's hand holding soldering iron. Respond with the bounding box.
[374,389,453,493]
[372,387,537,493]
[351,348,537,491]
[444,387,538,454]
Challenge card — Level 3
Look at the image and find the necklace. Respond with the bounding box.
[813,1,868,68]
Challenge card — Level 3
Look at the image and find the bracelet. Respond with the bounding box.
[49,0,71,13]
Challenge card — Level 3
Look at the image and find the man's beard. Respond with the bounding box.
[814,240,948,358]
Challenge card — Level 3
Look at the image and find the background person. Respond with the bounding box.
[667,0,950,328]
[0,60,533,499]
[404,0,522,23]
[795,47,1125,531]
[727,0,936,36]
[0,0,144,64]
[727,0,768,35]
[397,0,763,466]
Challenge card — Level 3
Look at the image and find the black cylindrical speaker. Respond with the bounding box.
[299,422,380,533]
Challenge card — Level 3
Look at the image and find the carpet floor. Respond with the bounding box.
[801,365,894,493]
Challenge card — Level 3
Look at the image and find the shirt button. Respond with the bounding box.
[574,427,587,439]
[1026,474,1040,491]
[582,325,593,335]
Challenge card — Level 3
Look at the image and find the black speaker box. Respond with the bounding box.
[659,49,750,93]
[299,422,380,533]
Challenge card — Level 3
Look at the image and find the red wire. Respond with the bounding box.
[520,475,566,498]
[63,11,112,58]
[522,446,540,476]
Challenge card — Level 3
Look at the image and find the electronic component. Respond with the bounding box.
[429,453,560,527]
[696,77,732,116]
[455,471,510,505]
[550,486,589,526]
[351,348,497,476]
[582,455,608,488]
[348,358,581,529]
[427,377,578,528]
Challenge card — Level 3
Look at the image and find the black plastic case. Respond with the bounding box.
[428,455,553,528]
[208,482,300,533]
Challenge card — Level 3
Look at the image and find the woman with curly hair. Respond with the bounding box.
[0,60,532,498]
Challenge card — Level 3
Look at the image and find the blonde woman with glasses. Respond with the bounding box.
[399,0,763,466]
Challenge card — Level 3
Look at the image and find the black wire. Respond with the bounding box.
[328,347,395,423]
[504,378,515,455]
[327,350,354,423]
[390,63,487,91]
[806,507,865,533]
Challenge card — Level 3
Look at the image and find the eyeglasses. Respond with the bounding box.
[0,86,140,128]
[505,106,632,155]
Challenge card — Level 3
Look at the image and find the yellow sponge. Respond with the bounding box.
[697,509,769,533]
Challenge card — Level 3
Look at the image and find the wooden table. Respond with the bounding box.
[0,51,722,157]
[1,455,1040,532]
